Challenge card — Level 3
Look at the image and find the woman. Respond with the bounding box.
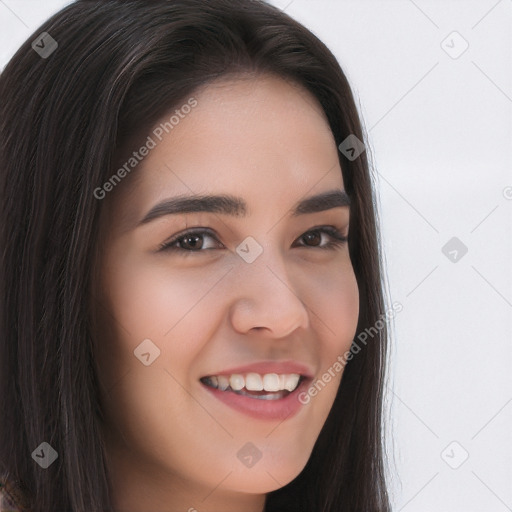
[0,0,391,510]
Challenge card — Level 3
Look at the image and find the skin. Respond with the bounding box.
[92,73,359,512]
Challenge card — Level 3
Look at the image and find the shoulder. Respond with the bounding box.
[0,478,29,512]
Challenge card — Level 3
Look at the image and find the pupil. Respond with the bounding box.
[183,234,202,249]
[305,232,320,246]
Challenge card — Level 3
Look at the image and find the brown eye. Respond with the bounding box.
[295,227,348,250]
[179,234,204,250]
[159,229,222,252]
[302,231,322,247]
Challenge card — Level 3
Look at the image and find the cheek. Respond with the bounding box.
[95,258,228,376]
[94,257,235,472]
[99,251,229,337]
[327,271,359,331]
[301,260,359,401]
[308,258,360,350]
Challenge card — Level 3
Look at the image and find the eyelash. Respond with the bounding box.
[158,226,348,253]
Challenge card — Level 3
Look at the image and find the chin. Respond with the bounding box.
[227,455,309,494]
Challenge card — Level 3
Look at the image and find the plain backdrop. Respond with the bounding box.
[1,1,511,511]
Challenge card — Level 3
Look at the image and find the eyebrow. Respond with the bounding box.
[137,189,351,226]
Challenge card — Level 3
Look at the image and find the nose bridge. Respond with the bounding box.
[228,237,310,335]
[234,234,290,289]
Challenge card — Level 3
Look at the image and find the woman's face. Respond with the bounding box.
[93,74,359,512]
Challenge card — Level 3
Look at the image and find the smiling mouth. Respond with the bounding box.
[200,372,305,401]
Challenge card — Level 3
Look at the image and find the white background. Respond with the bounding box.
[1,0,511,510]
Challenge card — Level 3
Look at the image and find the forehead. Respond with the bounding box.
[104,74,344,232]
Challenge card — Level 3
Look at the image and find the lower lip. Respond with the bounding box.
[201,378,311,421]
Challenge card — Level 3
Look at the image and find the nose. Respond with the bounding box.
[228,250,310,338]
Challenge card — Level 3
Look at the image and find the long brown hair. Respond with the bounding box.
[0,1,391,510]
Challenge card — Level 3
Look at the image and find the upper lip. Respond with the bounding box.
[202,361,315,379]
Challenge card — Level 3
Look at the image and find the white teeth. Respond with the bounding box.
[229,374,244,391]
[245,373,263,391]
[283,374,300,392]
[217,375,229,391]
[204,372,302,393]
[262,373,280,392]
